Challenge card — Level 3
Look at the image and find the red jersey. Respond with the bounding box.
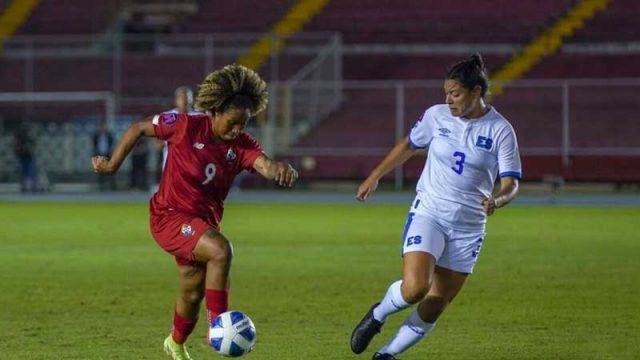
[149,112,263,227]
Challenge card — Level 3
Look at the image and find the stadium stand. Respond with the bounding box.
[177,0,296,33]
[290,0,640,181]
[303,0,576,43]
[570,0,640,42]
[17,0,123,34]
[1,0,638,183]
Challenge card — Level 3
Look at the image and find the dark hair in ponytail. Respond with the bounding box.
[446,53,490,98]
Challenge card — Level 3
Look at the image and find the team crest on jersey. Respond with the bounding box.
[476,136,493,149]
[181,223,194,237]
[226,148,237,162]
[438,128,451,137]
[161,113,177,126]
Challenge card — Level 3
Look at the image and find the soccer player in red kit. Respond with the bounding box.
[92,64,298,360]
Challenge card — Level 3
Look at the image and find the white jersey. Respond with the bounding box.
[409,104,521,231]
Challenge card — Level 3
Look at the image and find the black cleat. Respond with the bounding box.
[372,352,398,360]
[350,303,383,354]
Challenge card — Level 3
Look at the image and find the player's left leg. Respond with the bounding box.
[351,213,445,355]
[192,228,233,325]
[373,266,467,359]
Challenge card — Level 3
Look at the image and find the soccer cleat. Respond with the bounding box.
[164,335,194,360]
[350,303,383,354]
[372,352,398,360]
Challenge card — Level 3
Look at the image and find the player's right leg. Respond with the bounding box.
[192,229,233,326]
[373,266,467,359]
[174,263,206,342]
[164,262,205,360]
[350,213,444,354]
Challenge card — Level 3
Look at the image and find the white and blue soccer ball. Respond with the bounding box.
[209,311,256,357]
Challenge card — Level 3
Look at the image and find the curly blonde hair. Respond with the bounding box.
[195,64,268,116]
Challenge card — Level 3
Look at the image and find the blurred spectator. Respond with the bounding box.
[153,138,165,184]
[92,122,115,191]
[130,137,149,191]
[154,86,194,182]
[14,124,38,193]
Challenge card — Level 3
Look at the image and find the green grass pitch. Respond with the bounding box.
[0,202,638,359]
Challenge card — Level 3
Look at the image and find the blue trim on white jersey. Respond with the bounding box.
[408,136,426,150]
[499,171,522,179]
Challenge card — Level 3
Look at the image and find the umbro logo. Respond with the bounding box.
[193,142,205,150]
[438,128,451,137]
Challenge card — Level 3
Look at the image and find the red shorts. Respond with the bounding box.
[149,209,216,266]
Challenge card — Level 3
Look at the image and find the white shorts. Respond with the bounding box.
[401,211,485,274]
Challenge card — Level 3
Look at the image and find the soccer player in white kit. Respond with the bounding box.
[350,54,521,360]
[161,86,196,170]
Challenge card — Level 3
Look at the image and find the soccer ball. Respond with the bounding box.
[209,311,256,357]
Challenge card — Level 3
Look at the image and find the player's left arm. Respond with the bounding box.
[252,154,298,187]
[483,123,521,216]
[482,176,519,216]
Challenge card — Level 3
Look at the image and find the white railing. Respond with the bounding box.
[275,78,640,188]
[1,33,341,88]
[1,78,638,185]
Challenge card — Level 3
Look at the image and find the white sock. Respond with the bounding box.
[372,280,410,323]
[378,310,435,356]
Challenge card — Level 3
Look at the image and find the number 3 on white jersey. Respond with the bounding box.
[202,163,216,185]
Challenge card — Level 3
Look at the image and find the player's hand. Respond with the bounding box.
[274,162,298,187]
[356,177,379,202]
[91,156,115,174]
[481,197,498,216]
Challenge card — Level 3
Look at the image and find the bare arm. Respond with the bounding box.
[481,176,519,216]
[252,154,298,187]
[91,117,156,174]
[356,137,419,201]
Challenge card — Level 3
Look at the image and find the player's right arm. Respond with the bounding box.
[356,137,418,201]
[92,117,156,174]
[357,108,436,202]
